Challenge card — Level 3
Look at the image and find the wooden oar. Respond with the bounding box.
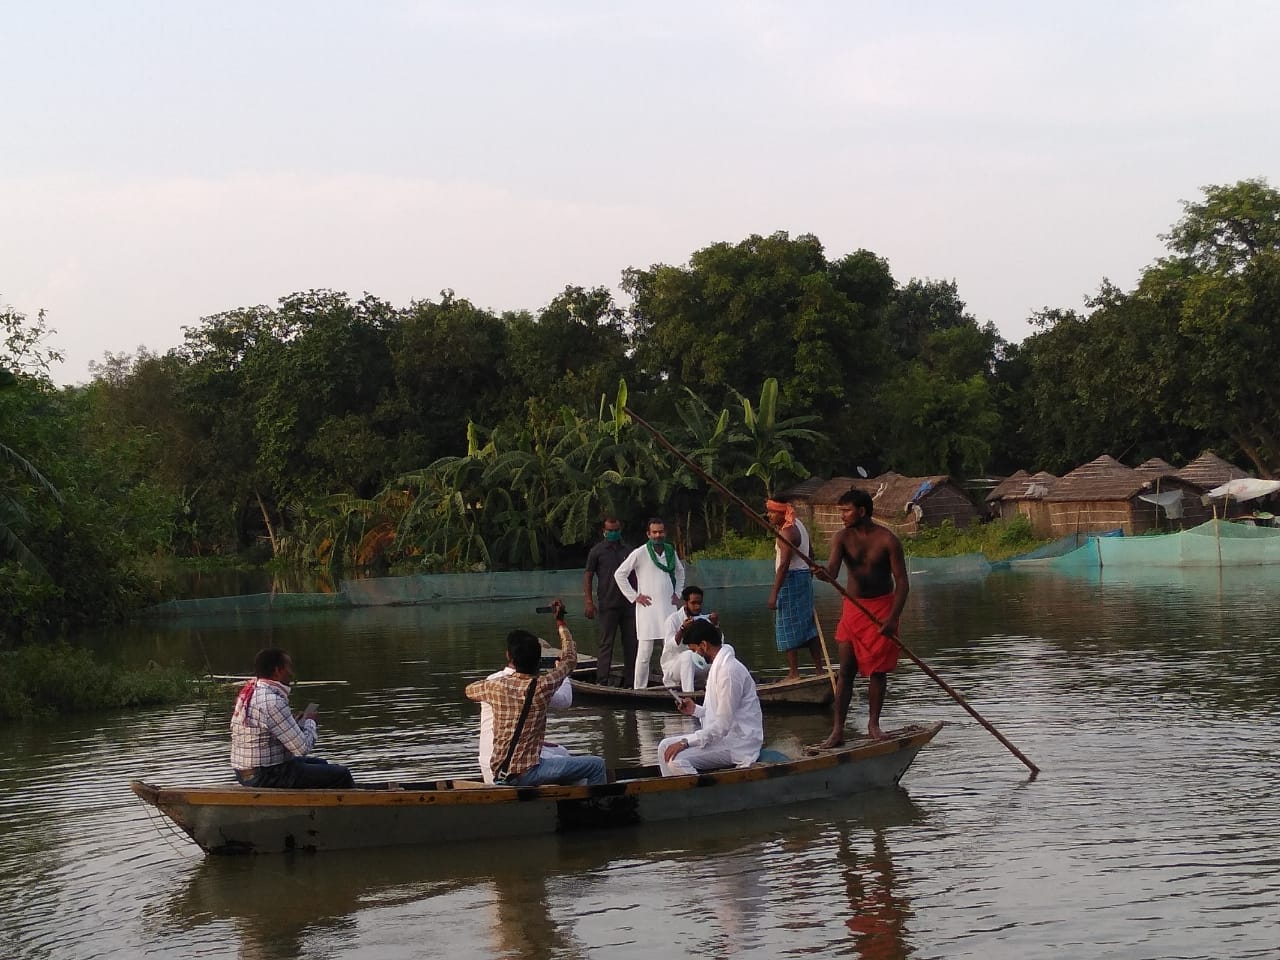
[625,404,1041,776]
[812,609,839,698]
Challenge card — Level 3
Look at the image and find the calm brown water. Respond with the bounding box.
[3,564,1279,959]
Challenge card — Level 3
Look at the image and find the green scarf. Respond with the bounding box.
[646,540,678,590]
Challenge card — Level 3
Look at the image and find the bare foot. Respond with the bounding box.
[818,731,844,749]
[867,723,887,740]
[784,671,801,682]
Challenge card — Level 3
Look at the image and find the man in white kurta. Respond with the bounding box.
[477,667,573,784]
[661,585,714,692]
[658,619,763,776]
[614,518,685,688]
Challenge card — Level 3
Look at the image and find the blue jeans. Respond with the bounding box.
[236,755,354,788]
[505,754,607,786]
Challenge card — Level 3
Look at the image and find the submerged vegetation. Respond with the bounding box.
[0,643,197,721]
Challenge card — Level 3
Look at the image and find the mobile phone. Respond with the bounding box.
[666,687,683,703]
[303,702,319,717]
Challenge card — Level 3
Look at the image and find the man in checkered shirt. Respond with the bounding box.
[465,602,607,786]
[229,648,354,788]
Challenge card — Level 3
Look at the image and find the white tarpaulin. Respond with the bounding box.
[1206,478,1280,502]
[1138,490,1186,518]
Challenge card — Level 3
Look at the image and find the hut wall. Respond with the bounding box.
[1047,501,1137,536]
[920,486,977,527]
[1015,501,1054,538]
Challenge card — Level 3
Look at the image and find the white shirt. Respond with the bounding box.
[614,541,685,640]
[686,644,763,766]
[662,606,712,676]
[477,667,572,783]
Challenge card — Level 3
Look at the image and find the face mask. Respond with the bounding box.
[690,653,708,671]
[604,529,621,542]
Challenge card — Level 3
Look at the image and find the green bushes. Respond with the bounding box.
[905,516,1044,561]
[0,643,196,721]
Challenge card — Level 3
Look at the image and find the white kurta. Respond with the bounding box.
[478,667,572,783]
[657,643,762,775]
[661,606,712,692]
[614,542,685,639]
[614,542,686,687]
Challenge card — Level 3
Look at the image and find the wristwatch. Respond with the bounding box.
[680,738,690,749]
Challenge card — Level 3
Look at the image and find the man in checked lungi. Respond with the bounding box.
[765,497,825,681]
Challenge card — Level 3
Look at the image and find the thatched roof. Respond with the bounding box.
[1174,451,1250,491]
[779,476,862,503]
[1135,457,1176,478]
[784,472,959,514]
[986,470,1057,502]
[1045,455,1148,502]
[847,472,955,516]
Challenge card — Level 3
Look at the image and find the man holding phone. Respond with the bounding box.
[657,619,762,777]
[230,648,354,788]
[465,601,607,786]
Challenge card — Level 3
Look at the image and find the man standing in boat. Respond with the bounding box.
[613,517,685,689]
[582,514,638,687]
[229,648,355,788]
[819,488,909,745]
[765,496,825,681]
[661,584,716,692]
[658,619,763,775]
[465,601,607,786]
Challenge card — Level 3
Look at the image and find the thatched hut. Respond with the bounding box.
[780,472,977,547]
[985,470,1058,536]
[1044,455,1206,535]
[1134,457,1176,478]
[1173,451,1259,519]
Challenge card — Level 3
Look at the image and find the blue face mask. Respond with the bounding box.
[690,652,708,671]
[604,529,622,542]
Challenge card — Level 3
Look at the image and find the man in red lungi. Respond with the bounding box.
[819,488,909,745]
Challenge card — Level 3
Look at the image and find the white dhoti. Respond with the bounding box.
[660,646,708,693]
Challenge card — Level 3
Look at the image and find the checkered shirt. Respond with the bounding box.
[229,679,317,769]
[465,624,577,781]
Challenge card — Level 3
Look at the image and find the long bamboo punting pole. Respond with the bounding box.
[625,405,1041,776]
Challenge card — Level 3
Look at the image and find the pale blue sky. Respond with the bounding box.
[3,1,1277,383]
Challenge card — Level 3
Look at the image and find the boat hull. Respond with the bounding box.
[569,673,834,709]
[132,722,940,855]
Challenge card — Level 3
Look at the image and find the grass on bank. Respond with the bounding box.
[0,643,198,722]
[689,516,1049,563]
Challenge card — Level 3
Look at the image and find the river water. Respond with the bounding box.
[3,564,1279,959]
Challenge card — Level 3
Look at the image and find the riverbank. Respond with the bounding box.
[0,643,197,721]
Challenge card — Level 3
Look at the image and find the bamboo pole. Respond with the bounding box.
[812,609,839,698]
[625,405,1040,776]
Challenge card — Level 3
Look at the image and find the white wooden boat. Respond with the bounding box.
[131,721,941,855]
[569,672,835,709]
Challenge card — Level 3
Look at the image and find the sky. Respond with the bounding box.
[3,1,1278,385]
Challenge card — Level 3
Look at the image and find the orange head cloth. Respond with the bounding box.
[765,499,796,527]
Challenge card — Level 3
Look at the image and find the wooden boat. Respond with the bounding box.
[130,721,941,855]
[568,672,835,709]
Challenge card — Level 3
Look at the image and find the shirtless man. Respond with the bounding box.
[819,488,909,745]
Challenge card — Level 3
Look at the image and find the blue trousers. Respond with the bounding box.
[504,754,607,786]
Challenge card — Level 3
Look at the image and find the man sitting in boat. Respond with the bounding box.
[229,648,355,788]
[658,619,764,776]
[660,584,715,693]
[477,660,574,784]
[465,602,607,786]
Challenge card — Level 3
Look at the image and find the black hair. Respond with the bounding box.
[254,647,289,679]
[681,618,722,647]
[837,487,874,517]
[647,517,665,530]
[681,584,704,602]
[507,629,543,674]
